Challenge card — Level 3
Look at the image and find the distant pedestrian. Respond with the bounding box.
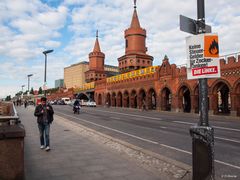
[34,97,54,151]
[24,100,28,108]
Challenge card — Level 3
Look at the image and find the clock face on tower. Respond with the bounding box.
[130,59,133,63]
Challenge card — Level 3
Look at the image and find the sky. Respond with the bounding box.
[0,0,240,98]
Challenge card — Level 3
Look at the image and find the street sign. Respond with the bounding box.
[180,15,197,35]
[186,33,220,79]
[180,15,211,35]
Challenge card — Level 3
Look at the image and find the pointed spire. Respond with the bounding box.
[130,6,141,28]
[93,30,101,52]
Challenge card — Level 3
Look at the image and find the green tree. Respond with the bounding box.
[38,87,43,94]
[5,95,11,101]
[15,91,22,96]
[23,90,28,95]
[30,87,34,95]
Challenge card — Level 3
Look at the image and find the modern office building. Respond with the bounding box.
[55,79,64,88]
[64,61,118,89]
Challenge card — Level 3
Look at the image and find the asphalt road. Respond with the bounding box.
[53,105,240,179]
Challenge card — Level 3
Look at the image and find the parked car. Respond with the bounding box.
[57,100,66,105]
[80,100,88,106]
[62,97,71,105]
[86,101,96,107]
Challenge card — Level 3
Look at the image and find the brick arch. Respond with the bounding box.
[233,78,240,94]
[130,89,138,108]
[210,79,232,94]
[138,88,147,109]
[177,83,193,96]
[210,79,232,115]
[232,79,240,116]
[98,93,103,105]
[76,93,89,100]
[193,83,199,113]
[106,92,111,107]
[117,91,123,107]
[160,86,172,111]
[123,90,130,108]
[111,92,117,107]
[147,87,157,110]
[94,93,98,103]
[177,84,192,113]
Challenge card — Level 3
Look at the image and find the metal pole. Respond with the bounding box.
[28,76,30,93]
[44,54,47,97]
[190,1,214,180]
[197,0,208,126]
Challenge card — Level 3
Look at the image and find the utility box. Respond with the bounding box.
[0,102,25,180]
[190,126,214,180]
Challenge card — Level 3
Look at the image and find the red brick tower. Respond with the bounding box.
[118,0,153,73]
[85,31,106,82]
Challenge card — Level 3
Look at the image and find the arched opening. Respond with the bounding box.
[178,86,191,113]
[106,93,111,107]
[117,92,123,107]
[111,92,116,107]
[76,93,89,101]
[138,89,146,109]
[235,82,240,116]
[212,82,231,114]
[123,91,130,108]
[161,87,172,111]
[98,94,102,105]
[130,90,137,108]
[147,88,156,110]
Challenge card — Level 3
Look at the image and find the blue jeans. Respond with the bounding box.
[38,123,50,147]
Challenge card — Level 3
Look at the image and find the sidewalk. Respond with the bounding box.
[17,107,162,180]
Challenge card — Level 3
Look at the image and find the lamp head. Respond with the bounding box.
[43,49,54,55]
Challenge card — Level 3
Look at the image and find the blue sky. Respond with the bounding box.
[0,0,240,98]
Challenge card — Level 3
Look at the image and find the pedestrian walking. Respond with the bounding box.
[24,100,28,108]
[34,97,54,151]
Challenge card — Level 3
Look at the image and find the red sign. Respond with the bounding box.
[192,66,218,76]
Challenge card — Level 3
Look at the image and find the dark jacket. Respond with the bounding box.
[34,103,54,124]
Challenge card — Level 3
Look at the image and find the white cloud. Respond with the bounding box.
[0,0,240,97]
[44,40,61,48]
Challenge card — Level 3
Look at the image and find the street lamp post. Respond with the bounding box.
[27,74,33,94]
[21,85,25,98]
[42,49,53,97]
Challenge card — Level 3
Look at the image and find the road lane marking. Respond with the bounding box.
[159,144,240,170]
[85,109,163,121]
[56,111,240,170]
[215,136,240,144]
[213,126,240,132]
[57,112,159,145]
[215,160,240,170]
[173,121,240,132]
[160,144,192,155]
[173,121,196,125]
